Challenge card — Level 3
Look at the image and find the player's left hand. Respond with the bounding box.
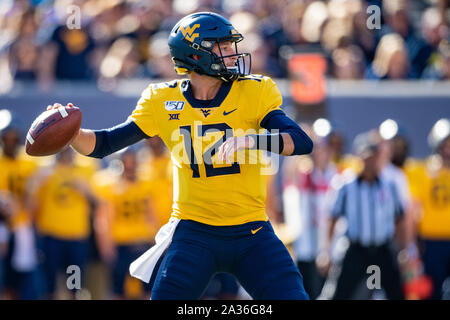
[217,136,255,164]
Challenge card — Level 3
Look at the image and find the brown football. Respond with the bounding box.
[25,106,82,156]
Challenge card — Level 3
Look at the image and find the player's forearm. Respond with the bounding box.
[82,121,149,159]
[260,111,313,156]
[247,131,311,156]
[71,128,96,156]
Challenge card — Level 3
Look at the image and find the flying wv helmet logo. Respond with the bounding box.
[180,24,200,42]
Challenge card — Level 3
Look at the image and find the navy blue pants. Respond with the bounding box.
[151,220,309,300]
[113,243,152,296]
[41,235,88,296]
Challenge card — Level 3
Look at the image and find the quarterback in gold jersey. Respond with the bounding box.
[47,12,313,299]
[128,73,282,226]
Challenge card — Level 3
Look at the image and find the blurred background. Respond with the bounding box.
[0,0,449,300]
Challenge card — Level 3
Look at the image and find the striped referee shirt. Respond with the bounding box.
[331,175,404,247]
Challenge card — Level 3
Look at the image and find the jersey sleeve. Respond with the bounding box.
[128,85,160,137]
[256,77,283,127]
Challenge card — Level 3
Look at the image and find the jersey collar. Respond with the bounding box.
[181,80,233,109]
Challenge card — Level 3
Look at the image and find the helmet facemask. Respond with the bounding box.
[208,36,252,82]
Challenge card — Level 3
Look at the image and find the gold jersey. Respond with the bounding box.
[35,164,93,240]
[0,155,37,229]
[95,176,158,245]
[129,75,282,226]
[140,152,173,228]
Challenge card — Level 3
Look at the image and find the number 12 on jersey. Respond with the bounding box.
[178,123,240,178]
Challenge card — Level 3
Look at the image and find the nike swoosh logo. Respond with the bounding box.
[251,226,263,235]
[223,108,237,116]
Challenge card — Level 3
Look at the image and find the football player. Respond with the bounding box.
[48,12,313,299]
[140,137,173,229]
[29,147,98,299]
[94,147,159,299]
[0,111,39,299]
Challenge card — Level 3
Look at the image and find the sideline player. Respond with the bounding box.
[28,147,97,299]
[47,12,313,299]
[0,112,40,299]
[95,147,159,299]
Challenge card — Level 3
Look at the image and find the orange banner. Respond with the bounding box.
[288,53,327,104]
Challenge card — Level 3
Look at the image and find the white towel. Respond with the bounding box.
[11,224,38,272]
[129,217,180,283]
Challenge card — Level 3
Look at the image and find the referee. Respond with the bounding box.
[327,130,405,299]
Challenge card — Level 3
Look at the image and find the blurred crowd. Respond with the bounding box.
[0,0,449,94]
[0,106,449,299]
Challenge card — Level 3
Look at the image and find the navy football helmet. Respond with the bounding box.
[168,12,251,82]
